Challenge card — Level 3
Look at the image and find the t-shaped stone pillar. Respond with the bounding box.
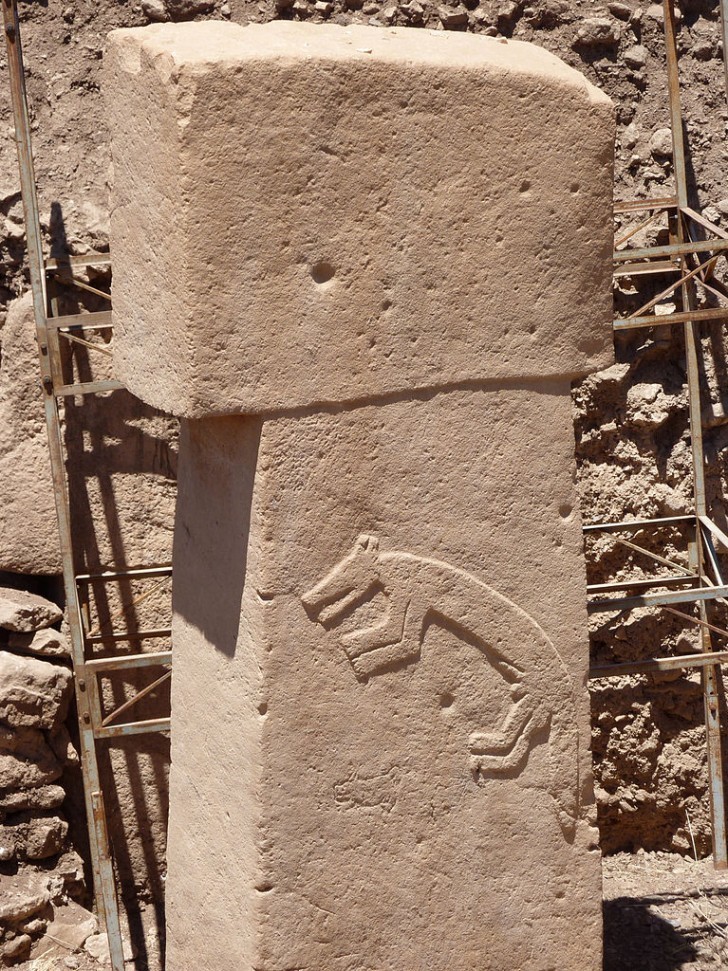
[106,21,613,971]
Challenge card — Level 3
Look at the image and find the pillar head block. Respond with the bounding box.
[107,20,614,419]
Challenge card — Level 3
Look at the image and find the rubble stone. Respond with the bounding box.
[0,295,61,575]
[0,784,65,814]
[573,17,620,49]
[0,651,73,732]
[649,127,673,158]
[0,724,63,789]
[7,628,71,659]
[0,869,51,924]
[141,0,169,21]
[607,2,632,20]
[0,588,62,634]
[165,0,215,17]
[1,933,31,963]
[438,5,468,27]
[31,901,97,958]
[3,812,69,860]
[623,44,647,69]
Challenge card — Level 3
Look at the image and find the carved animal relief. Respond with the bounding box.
[302,534,580,836]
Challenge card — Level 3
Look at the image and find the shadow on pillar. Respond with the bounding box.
[173,415,261,659]
[50,202,177,969]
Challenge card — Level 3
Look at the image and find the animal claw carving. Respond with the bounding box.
[468,695,538,757]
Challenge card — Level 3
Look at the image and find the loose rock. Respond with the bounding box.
[8,627,70,659]
[573,17,620,49]
[607,1,631,19]
[0,587,62,634]
[3,812,69,861]
[141,0,169,20]
[0,651,73,732]
[0,750,60,793]
[165,0,215,16]
[32,901,97,958]
[438,4,468,27]
[623,44,647,69]
[649,127,673,158]
[0,785,65,815]
[1,933,31,963]
[0,869,51,924]
[644,3,663,22]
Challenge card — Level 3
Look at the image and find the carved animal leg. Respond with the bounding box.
[468,694,536,757]
[350,635,418,678]
[342,595,410,660]
[470,711,540,778]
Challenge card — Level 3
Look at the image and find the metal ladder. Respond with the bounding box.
[2,1,172,966]
[586,0,728,868]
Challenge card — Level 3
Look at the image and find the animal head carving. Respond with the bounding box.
[301,534,381,627]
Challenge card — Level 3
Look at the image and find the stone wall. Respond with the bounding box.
[0,583,86,963]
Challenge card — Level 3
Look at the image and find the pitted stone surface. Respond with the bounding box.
[107,20,613,417]
[164,391,607,971]
[0,652,73,732]
[0,295,60,575]
[107,20,613,971]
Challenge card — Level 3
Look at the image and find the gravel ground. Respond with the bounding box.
[604,850,728,970]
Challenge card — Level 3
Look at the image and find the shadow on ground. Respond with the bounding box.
[604,892,717,971]
[604,895,696,970]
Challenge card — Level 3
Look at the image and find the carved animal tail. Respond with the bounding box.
[548,676,580,842]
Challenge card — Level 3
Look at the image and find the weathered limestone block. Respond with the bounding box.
[0,652,73,732]
[107,20,614,971]
[0,870,51,925]
[107,20,612,417]
[0,294,60,575]
[0,784,65,815]
[0,589,62,634]
[0,725,63,791]
[2,811,69,861]
[7,629,71,659]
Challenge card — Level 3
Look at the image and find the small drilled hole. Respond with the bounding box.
[311,261,335,284]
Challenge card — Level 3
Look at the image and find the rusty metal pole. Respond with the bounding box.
[663,0,728,869]
[0,0,128,960]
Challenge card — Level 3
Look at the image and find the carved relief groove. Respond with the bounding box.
[301,534,580,837]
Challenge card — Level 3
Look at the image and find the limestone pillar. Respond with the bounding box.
[106,21,614,970]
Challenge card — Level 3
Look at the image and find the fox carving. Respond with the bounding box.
[301,534,580,838]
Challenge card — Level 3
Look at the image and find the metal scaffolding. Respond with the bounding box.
[2,1,172,967]
[586,0,728,869]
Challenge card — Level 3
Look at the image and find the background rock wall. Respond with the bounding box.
[0,0,727,966]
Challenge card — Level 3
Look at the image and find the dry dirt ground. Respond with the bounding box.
[603,851,728,970]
